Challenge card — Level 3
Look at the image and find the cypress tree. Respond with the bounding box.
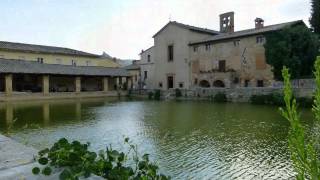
[310,0,320,35]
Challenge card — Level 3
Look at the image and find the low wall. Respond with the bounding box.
[0,91,128,102]
[189,87,314,102]
[134,87,314,102]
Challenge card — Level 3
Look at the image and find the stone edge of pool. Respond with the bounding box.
[0,134,103,180]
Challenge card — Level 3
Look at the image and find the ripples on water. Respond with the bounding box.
[0,98,315,179]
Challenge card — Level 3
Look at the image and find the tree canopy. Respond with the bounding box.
[264,25,319,80]
[310,0,320,35]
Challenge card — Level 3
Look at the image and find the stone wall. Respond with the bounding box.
[194,88,313,102]
[189,35,274,89]
[145,87,314,102]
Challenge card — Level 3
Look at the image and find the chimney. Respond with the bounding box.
[220,12,234,33]
[255,18,264,29]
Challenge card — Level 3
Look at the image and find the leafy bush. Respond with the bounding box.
[175,89,182,98]
[280,64,320,179]
[32,138,169,180]
[265,25,319,80]
[154,90,161,100]
[213,93,227,102]
[148,91,154,100]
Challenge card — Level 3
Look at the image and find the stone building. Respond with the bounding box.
[139,46,154,89]
[0,41,130,100]
[140,12,306,90]
[124,60,141,89]
[0,41,120,67]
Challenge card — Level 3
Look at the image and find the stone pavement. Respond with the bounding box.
[0,134,102,180]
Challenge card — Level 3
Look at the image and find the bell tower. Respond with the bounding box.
[220,12,235,33]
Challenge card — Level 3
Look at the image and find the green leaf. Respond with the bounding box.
[42,166,52,176]
[38,157,49,165]
[138,161,147,170]
[142,154,149,161]
[58,138,68,145]
[118,152,125,162]
[32,167,40,175]
[124,137,129,143]
[59,169,72,180]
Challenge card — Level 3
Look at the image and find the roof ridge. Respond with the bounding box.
[0,40,100,57]
[190,20,305,45]
[153,21,220,38]
[171,21,218,32]
[0,41,74,50]
[232,20,303,34]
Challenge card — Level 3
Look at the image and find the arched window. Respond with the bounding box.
[213,80,225,87]
[199,80,210,88]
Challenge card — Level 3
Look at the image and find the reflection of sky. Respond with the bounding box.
[0,99,314,179]
[0,0,311,59]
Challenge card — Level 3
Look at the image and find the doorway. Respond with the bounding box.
[167,76,174,89]
[218,60,226,72]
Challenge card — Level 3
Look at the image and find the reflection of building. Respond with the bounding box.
[140,12,307,90]
[0,41,130,100]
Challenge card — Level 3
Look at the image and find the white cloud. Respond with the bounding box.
[77,0,311,59]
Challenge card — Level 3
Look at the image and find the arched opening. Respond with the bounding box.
[199,80,210,88]
[213,80,225,88]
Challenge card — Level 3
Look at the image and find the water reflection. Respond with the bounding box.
[0,99,315,179]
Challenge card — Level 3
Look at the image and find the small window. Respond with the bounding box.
[135,75,137,81]
[86,60,91,66]
[256,36,265,44]
[233,40,240,47]
[193,46,198,52]
[194,78,198,85]
[144,71,148,79]
[179,82,184,88]
[244,80,250,87]
[168,45,174,62]
[159,82,163,88]
[147,55,151,62]
[205,44,211,51]
[257,80,264,87]
[37,57,44,63]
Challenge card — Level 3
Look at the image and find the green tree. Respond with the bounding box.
[310,0,320,35]
[264,25,319,80]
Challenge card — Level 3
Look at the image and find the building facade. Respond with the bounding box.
[140,12,306,90]
[0,41,130,100]
[139,46,154,89]
[124,60,141,89]
[0,41,120,67]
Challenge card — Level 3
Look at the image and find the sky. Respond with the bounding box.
[0,0,311,60]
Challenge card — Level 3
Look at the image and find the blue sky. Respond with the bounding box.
[0,0,311,59]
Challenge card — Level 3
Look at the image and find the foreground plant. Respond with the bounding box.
[280,59,320,179]
[32,138,169,180]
